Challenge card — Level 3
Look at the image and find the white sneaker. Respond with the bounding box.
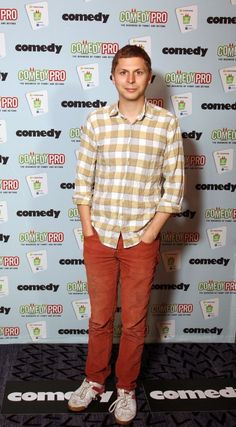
[109,388,137,425]
[68,378,104,412]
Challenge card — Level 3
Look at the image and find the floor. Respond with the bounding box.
[0,342,236,426]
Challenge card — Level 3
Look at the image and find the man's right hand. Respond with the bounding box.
[77,205,94,237]
[83,228,94,237]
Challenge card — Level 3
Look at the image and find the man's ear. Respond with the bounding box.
[110,74,114,82]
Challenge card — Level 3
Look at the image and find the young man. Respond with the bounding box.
[69,45,184,424]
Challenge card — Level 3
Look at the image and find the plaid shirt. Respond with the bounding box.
[73,101,184,248]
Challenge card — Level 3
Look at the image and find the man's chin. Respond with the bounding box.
[122,92,143,102]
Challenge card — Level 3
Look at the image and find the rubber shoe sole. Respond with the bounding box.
[115,417,135,426]
[67,403,87,412]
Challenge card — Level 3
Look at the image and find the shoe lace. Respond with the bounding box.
[74,381,95,400]
[109,390,132,413]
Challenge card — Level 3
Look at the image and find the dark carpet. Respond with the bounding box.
[0,343,236,426]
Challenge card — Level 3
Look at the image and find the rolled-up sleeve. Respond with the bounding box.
[72,114,97,206]
[157,116,184,213]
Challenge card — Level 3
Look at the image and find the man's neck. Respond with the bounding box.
[118,98,145,123]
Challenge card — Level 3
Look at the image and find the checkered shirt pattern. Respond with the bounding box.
[73,101,184,248]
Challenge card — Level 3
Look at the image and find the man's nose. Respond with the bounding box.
[127,72,135,84]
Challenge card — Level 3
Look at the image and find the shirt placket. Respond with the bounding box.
[118,120,132,238]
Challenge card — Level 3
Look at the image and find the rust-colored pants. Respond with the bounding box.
[83,230,160,390]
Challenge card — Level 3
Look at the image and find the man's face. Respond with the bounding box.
[112,56,152,102]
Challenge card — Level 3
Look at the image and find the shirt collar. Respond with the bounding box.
[109,99,154,120]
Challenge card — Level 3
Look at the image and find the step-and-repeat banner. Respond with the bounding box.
[0,0,236,344]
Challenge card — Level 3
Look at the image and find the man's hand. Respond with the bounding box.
[141,211,172,244]
[141,228,157,244]
[77,205,94,237]
[83,228,94,237]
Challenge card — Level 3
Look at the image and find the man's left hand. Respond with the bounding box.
[141,228,157,244]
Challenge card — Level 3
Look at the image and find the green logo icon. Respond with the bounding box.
[84,71,92,82]
[33,10,42,21]
[33,257,41,266]
[33,327,40,336]
[33,98,41,108]
[213,233,220,242]
[226,74,234,84]
[206,304,213,313]
[178,100,185,110]
[219,156,227,166]
[79,305,86,314]
[33,180,41,190]
[183,14,191,24]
